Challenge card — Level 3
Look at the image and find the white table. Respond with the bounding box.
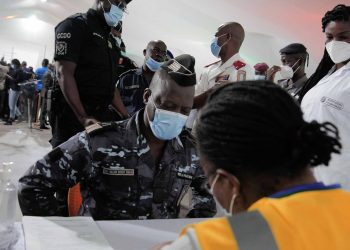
[13,218,205,250]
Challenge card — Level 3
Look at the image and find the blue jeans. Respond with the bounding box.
[8,89,21,119]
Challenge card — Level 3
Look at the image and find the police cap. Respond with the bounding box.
[161,54,196,87]
[279,43,307,55]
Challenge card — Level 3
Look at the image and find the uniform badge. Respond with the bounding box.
[177,172,193,180]
[103,168,135,176]
[215,74,230,83]
[233,60,246,70]
[56,41,67,56]
[108,41,113,49]
[237,70,247,81]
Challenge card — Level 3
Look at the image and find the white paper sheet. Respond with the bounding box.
[22,216,113,250]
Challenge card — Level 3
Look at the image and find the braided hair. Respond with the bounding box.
[196,81,341,181]
[322,4,350,32]
[299,4,350,102]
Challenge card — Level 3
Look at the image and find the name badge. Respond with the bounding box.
[177,172,193,180]
[125,85,140,90]
[103,168,135,176]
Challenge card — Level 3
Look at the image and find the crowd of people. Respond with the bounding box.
[8,0,350,249]
[0,57,54,128]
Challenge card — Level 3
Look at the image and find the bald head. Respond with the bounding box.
[143,40,167,65]
[219,22,245,47]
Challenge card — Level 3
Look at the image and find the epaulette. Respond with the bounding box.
[85,122,115,136]
[204,60,221,68]
[233,60,246,70]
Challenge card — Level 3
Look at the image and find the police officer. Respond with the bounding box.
[18,54,216,220]
[193,22,254,109]
[117,40,168,116]
[51,0,132,148]
[267,43,309,98]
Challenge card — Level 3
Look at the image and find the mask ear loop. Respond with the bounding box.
[292,58,302,75]
[229,175,240,214]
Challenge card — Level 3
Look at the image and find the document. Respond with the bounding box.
[22,216,113,250]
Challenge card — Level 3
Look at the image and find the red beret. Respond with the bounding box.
[254,63,269,72]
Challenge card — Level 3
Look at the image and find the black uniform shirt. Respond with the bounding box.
[54,9,119,105]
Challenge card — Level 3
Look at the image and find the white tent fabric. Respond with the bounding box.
[0,0,346,74]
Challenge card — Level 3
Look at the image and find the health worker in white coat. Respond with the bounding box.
[301,4,350,190]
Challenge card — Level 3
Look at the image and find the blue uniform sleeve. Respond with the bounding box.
[18,132,92,216]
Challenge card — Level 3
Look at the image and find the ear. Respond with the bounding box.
[143,88,151,104]
[216,168,240,193]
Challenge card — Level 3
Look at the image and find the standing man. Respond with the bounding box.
[193,22,254,109]
[18,54,216,220]
[51,0,132,148]
[267,43,309,98]
[117,40,168,115]
[35,59,49,92]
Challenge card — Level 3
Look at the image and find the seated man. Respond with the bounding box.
[18,54,216,220]
[117,40,167,115]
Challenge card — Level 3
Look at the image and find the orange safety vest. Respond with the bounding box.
[180,187,350,250]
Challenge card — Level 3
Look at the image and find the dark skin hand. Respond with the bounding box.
[56,60,98,127]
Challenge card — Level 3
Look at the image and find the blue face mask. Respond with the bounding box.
[103,0,124,27]
[147,97,188,140]
[145,57,163,72]
[210,33,230,58]
[11,64,16,70]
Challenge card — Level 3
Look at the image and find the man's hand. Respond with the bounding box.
[79,116,99,127]
[266,66,281,81]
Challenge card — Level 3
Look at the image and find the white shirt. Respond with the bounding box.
[186,54,254,129]
[301,61,350,190]
[195,53,254,95]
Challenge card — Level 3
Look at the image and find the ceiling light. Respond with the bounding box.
[4,15,16,20]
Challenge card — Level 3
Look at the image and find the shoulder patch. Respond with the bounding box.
[204,60,221,68]
[85,123,103,135]
[233,60,246,70]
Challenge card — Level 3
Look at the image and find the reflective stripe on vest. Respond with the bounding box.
[227,211,279,250]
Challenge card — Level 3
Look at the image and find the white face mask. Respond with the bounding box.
[210,174,238,217]
[254,75,266,80]
[280,59,301,79]
[326,40,350,64]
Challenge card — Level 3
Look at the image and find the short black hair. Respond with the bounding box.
[196,81,341,180]
[11,59,21,67]
[42,59,49,67]
[322,4,350,32]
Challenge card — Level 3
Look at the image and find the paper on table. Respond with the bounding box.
[23,216,113,250]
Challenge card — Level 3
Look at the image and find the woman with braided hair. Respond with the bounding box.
[301,4,350,190]
[156,80,350,250]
